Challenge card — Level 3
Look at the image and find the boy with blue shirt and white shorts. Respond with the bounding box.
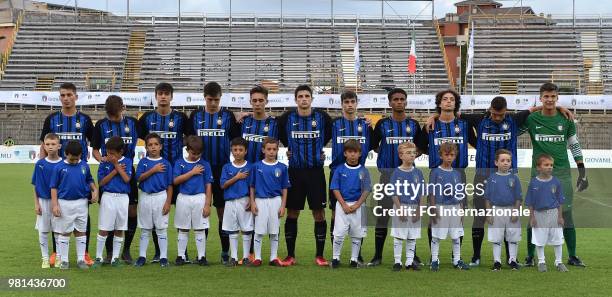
[249,137,290,267]
[329,139,371,269]
[50,140,99,270]
[134,133,174,267]
[221,137,254,266]
[173,135,214,266]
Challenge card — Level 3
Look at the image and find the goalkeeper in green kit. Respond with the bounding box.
[521,82,588,267]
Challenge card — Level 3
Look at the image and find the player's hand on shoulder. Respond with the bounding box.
[425,114,438,132]
[202,205,211,218]
[558,106,574,121]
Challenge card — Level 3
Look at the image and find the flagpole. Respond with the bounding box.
[412,25,416,95]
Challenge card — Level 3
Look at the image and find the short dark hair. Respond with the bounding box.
[64,140,82,157]
[294,85,313,98]
[230,137,248,149]
[185,135,203,154]
[495,148,512,160]
[204,82,222,98]
[438,142,458,156]
[263,137,279,148]
[343,139,361,152]
[387,88,407,101]
[59,82,77,93]
[155,82,174,95]
[435,89,461,114]
[250,85,269,98]
[145,133,161,145]
[105,136,125,153]
[105,95,124,116]
[341,90,358,103]
[536,153,554,166]
[490,96,507,111]
[539,82,559,96]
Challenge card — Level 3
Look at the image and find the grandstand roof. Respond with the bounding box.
[454,0,502,7]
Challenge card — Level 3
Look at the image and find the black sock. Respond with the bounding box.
[472,227,484,260]
[249,233,254,254]
[152,230,160,256]
[359,238,363,259]
[314,220,327,257]
[374,227,387,260]
[86,214,91,252]
[123,215,137,255]
[52,233,57,253]
[285,218,298,257]
[504,239,510,263]
[427,226,432,248]
[219,222,229,254]
[105,233,114,258]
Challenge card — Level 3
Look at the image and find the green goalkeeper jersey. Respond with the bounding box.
[522,110,583,176]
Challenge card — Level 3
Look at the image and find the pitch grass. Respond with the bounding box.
[0,164,611,297]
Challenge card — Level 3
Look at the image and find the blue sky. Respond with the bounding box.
[41,0,612,19]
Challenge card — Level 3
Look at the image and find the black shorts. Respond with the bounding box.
[287,167,327,211]
[328,168,337,211]
[128,166,138,205]
[211,165,225,208]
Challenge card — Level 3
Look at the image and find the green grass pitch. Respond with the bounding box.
[1,164,611,296]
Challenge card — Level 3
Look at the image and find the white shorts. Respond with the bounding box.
[390,204,421,240]
[52,199,88,234]
[487,206,521,243]
[222,197,254,232]
[431,204,464,240]
[333,201,367,238]
[254,197,281,235]
[532,208,564,246]
[174,193,209,230]
[35,198,54,232]
[138,191,169,230]
[98,192,129,231]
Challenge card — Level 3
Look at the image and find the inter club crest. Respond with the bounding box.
[311,120,317,128]
[454,124,461,134]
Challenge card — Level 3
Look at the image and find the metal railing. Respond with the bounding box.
[0,10,23,79]
[433,19,454,89]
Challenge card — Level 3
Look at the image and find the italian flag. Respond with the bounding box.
[408,30,417,74]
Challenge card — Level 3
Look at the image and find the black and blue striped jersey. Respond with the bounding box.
[138,110,189,164]
[40,111,94,162]
[240,115,279,163]
[424,118,476,169]
[372,116,424,171]
[92,116,139,159]
[189,108,240,167]
[278,109,332,169]
[329,117,373,170]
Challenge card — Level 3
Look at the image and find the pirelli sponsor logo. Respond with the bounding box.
[104,137,133,144]
[336,136,366,144]
[535,134,565,142]
[386,136,413,145]
[433,136,464,145]
[197,129,225,137]
[291,131,320,139]
[243,133,266,143]
[481,132,511,141]
[151,131,177,139]
[56,132,82,140]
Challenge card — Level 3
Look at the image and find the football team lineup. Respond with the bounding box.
[30,81,591,276]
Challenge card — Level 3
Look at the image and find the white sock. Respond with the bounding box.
[536,245,546,264]
[156,229,168,259]
[139,229,151,258]
[452,238,461,265]
[553,245,563,265]
[405,239,416,266]
[333,235,345,261]
[75,235,86,262]
[508,242,518,263]
[431,237,440,262]
[270,234,279,260]
[39,232,49,260]
[229,233,239,260]
[194,230,206,259]
[350,237,361,262]
[177,231,189,259]
[112,236,124,260]
[242,233,252,260]
[492,241,502,263]
[54,234,61,262]
[96,234,107,259]
[393,238,403,264]
[254,234,263,260]
[58,235,70,263]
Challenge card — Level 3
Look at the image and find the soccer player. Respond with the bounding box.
[93,137,132,268]
[138,82,189,262]
[521,82,587,267]
[241,85,279,163]
[173,136,213,266]
[329,139,371,269]
[277,85,332,266]
[220,137,254,266]
[92,95,140,264]
[40,82,95,265]
[134,133,173,268]
[429,142,470,271]
[50,140,99,269]
[484,149,522,271]
[368,88,425,267]
[525,154,569,272]
[189,82,240,264]
[32,133,62,268]
[390,141,425,271]
[249,137,290,267]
